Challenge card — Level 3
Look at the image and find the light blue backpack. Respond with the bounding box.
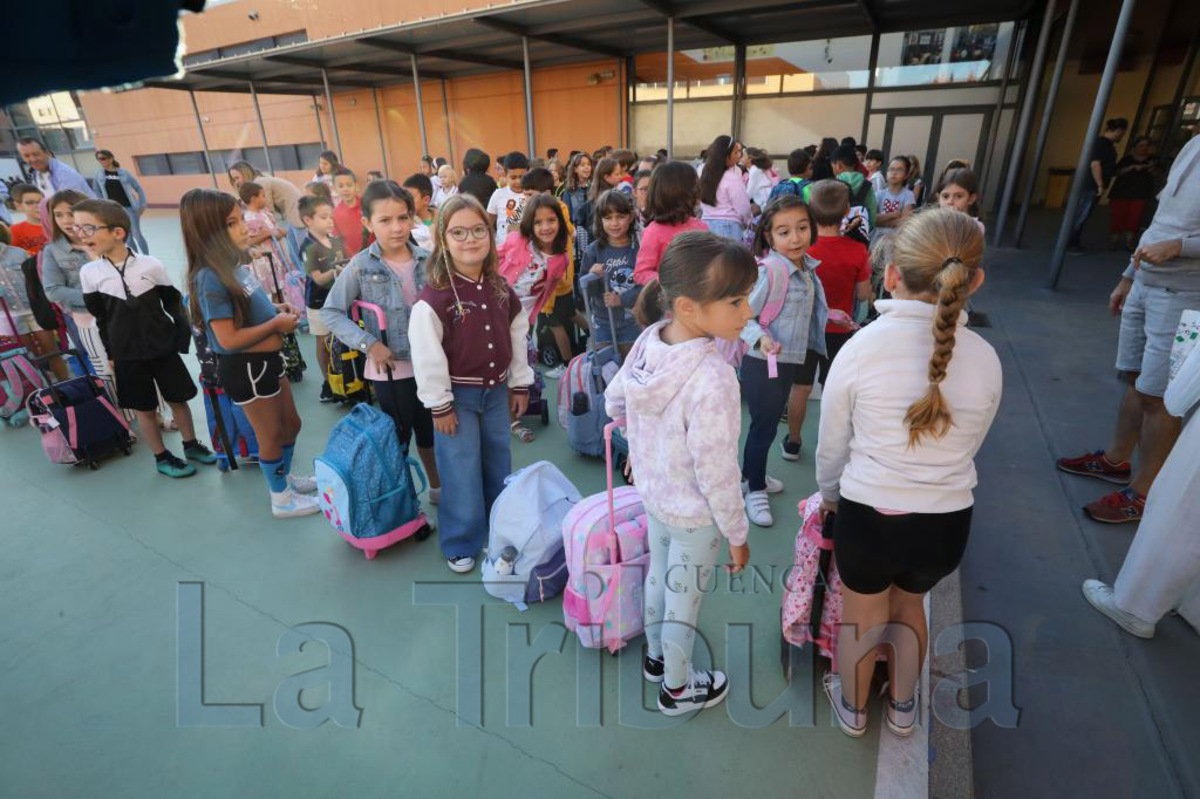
[314,404,432,559]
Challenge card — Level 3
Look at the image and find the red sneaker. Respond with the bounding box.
[1056,450,1132,484]
[1083,488,1146,524]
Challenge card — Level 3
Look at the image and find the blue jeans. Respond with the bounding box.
[128,207,150,254]
[705,218,744,242]
[1068,188,1099,248]
[433,385,512,559]
[740,354,801,491]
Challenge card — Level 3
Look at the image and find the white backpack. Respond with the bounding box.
[483,461,582,610]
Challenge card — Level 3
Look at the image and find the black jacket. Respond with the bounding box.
[81,252,190,360]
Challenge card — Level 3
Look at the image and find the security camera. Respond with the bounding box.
[248,11,260,20]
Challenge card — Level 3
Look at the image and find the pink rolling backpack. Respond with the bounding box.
[562,420,650,653]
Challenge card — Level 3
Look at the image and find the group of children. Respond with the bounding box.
[2,137,998,733]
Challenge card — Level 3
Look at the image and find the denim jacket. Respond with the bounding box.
[45,159,96,197]
[41,237,92,312]
[320,241,429,360]
[740,250,828,364]
[92,167,147,210]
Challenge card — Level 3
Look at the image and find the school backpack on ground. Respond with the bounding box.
[713,254,789,369]
[781,492,885,672]
[1,350,44,426]
[556,345,620,457]
[314,403,432,560]
[28,367,134,469]
[767,177,812,205]
[562,421,651,653]
[483,461,581,609]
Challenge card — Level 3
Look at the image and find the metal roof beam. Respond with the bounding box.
[200,68,377,89]
[471,16,625,59]
[265,53,446,80]
[418,48,523,71]
[855,0,878,30]
[635,0,740,44]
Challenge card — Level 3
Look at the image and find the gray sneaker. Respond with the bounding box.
[824,673,867,737]
[1082,579,1155,638]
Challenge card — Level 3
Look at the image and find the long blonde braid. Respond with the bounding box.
[892,208,983,447]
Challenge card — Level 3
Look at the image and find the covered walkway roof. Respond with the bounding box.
[146,0,1038,96]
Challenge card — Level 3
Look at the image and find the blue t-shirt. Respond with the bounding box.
[583,240,639,319]
[193,266,278,354]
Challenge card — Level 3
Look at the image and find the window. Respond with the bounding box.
[134,154,171,177]
[182,31,308,67]
[745,37,872,95]
[132,142,322,177]
[875,23,1015,87]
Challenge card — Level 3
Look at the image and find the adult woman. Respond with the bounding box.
[228,160,304,264]
[697,135,753,242]
[457,148,498,208]
[311,150,340,186]
[92,150,150,253]
[1108,136,1160,250]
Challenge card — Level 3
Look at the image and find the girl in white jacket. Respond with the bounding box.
[605,231,756,716]
[816,208,1002,738]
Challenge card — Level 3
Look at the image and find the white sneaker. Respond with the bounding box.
[288,474,317,494]
[810,382,823,401]
[447,555,476,573]
[742,475,784,494]
[544,364,567,380]
[428,487,441,506]
[270,488,321,518]
[1082,579,1155,638]
[885,687,918,737]
[657,669,728,716]
[745,490,773,527]
[824,673,867,738]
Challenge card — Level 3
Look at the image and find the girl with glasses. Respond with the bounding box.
[409,194,535,574]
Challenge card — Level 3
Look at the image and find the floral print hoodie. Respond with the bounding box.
[605,321,749,546]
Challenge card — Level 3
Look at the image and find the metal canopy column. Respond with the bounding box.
[991,0,1058,247]
[248,81,273,173]
[666,16,675,159]
[372,88,389,177]
[521,36,536,156]
[322,68,343,162]
[410,53,430,159]
[1013,0,1081,248]
[312,94,326,150]
[188,90,219,189]
[1048,0,1139,288]
[977,18,1025,194]
[731,44,746,141]
[441,79,454,166]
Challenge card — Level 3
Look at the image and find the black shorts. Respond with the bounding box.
[373,377,434,450]
[792,348,824,386]
[833,497,973,595]
[815,331,853,387]
[113,354,197,412]
[217,351,285,405]
[542,292,576,327]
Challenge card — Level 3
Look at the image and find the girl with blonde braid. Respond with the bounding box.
[408,194,534,574]
[815,208,1002,738]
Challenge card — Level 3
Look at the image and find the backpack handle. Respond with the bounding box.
[603,419,625,561]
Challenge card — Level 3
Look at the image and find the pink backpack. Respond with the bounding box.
[713,253,789,369]
[781,493,885,671]
[562,421,651,653]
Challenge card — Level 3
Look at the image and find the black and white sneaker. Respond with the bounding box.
[657,669,728,716]
[643,652,665,683]
[319,381,336,403]
[780,436,801,461]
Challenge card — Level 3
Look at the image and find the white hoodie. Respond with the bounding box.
[605,322,749,546]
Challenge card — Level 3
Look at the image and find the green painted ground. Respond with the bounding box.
[0,212,887,797]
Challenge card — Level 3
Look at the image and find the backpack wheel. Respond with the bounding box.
[364,548,378,560]
[540,401,549,426]
[415,523,433,542]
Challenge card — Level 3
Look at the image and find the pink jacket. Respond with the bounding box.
[497,233,569,322]
[605,321,749,545]
[632,218,709,286]
[700,166,753,226]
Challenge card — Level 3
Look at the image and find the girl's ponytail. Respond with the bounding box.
[891,208,983,448]
[634,279,665,327]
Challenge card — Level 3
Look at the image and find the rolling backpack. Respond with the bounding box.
[314,403,432,560]
[259,252,307,382]
[0,297,49,427]
[556,345,620,457]
[191,322,258,471]
[562,421,650,653]
[27,358,134,469]
[713,253,789,370]
[482,461,581,610]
